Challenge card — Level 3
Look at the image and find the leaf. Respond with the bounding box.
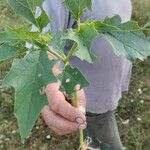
[64,0,92,20]
[8,0,41,25]
[0,27,52,45]
[0,43,26,62]
[8,0,50,30]
[94,15,140,33]
[49,31,66,54]
[59,64,89,98]
[35,7,50,31]
[2,49,57,140]
[95,15,150,61]
[66,20,98,63]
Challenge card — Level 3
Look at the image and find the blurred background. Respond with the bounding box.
[0,0,150,149]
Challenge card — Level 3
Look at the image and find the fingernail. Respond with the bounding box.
[76,117,84,124]
[79,124,87,130]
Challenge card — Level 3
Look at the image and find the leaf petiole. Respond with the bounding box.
[47,46,66,63]
[64,43,78,65]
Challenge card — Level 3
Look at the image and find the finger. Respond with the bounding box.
[49,122,87,136]
[41,106,86,133]
[62,85,86,114]
[76,85,86,115]
[44,83,61,104]
[48,125,65,135]
[45,85,86,124]
[48,125,75,136]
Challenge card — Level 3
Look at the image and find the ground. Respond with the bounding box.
[0,0,150,150]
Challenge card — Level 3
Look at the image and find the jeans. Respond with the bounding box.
[84,110,123,150]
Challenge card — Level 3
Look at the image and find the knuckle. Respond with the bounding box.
[50,103,58,111]
[50,102,58,112]
[48,125,52,129]
[47,121,53,127]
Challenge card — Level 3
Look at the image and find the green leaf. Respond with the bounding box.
[2,49,57,140]
[94,15,140,33]
[0,43,26,62]
[0,27,52,45]
[8,0,41,25]
[49,31,66,54]
[36,8,50,31]
[66,20,98,63]
[95,15,150,61]
[8,0,50,30]
[59,64,89,98]
[64,0,92,20]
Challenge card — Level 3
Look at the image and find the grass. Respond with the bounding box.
[0,0,150,149]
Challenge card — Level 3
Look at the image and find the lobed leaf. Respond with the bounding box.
[64,0,92,21]
[0,43,26,62]
[71,15,150,63]
[95,15,150,61]
[8,0,49,30]
[49,31,67,54]
[2,49,57,140]
[66,20,98,63]
[59,64,89,98]
[35,7,50,31]
[0,27,52,45]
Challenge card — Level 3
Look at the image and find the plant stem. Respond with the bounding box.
[77,18,81,30]
[64,43,78,65]
[73,89,85,150]
[71,18,85,150]
[47,47,66,63]
[79,129,84,149]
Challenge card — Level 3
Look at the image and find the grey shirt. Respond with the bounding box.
[43,0,132,113]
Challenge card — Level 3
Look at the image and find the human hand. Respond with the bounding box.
[41,82,87,135]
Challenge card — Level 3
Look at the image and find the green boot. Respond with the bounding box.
[84,110,123,150]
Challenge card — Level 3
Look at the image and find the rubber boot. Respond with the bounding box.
[83,110,123,150]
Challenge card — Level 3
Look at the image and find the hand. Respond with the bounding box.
[41,82,87,135]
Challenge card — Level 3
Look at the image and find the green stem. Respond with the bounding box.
[47,47,66,63]
[64,18,81,65]
[64,43,78,65]
[68,18,85,149]
[73,89,84,150]
[79,129,84,149]
[77,18,81,30]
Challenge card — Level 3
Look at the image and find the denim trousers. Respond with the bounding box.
[84,110,123,150]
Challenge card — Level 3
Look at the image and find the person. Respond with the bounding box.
[41,0,132,149]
